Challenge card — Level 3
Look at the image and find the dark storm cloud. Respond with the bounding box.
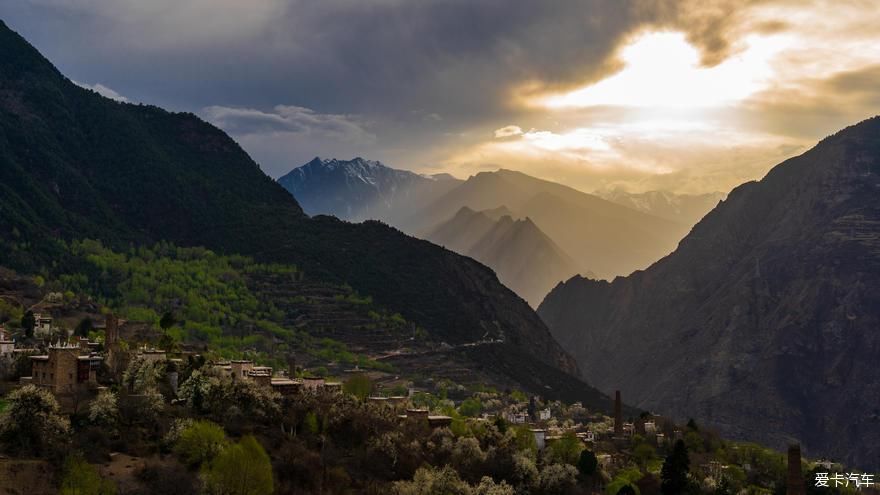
[0,1,657,120]
[203,105,373,143]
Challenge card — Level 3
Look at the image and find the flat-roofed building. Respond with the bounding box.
[25,343,102,410]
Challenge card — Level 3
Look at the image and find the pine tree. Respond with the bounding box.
[661,439,690,495]
[21,310,35,338]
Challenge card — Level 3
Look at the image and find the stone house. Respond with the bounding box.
[32,313,54,337]
[23,343,102,410]
[0,327,14,361]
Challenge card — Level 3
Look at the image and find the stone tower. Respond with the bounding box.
[105,314,119,346]
[786,444,806,495]
[614,390,623,437]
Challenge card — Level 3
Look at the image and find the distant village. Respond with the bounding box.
[0,307,852,495]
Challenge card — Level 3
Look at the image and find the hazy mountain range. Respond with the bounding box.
[539,117,880,467]
[426,206,590,306]
[279,159,716,305]
[595,189,726,226]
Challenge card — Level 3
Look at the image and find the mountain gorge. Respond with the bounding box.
[538,117,880,467]
[0,20,604,404]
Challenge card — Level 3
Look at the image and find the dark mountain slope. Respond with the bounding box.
[0,20,591,396]
[539,117,880,467]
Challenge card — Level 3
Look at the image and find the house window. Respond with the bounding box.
[69,373,73,380]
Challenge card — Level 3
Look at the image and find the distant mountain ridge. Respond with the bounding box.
[427,207,587,306]
[538,117,880,468]
[277,157,461,221]
[596,189,726,225]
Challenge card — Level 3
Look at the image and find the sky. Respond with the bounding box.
[2,0,879,194]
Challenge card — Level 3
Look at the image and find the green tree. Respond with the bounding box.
[343,373,373,401]
[203,435,274,495]
[0,384,70,456]
[547,431,583,466]
[174,420,227,468]
[633,442,656,471]
[459,397,482,418]
[75,317,94,338]
[159,311,176,330]
[21,310,35,338]
[578,449,598,477]
[661,440,691,495]
[60,455,117,495]
[684,430,703,453]
[513,425,537,455]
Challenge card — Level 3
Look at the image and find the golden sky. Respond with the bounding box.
[437,0,880,193]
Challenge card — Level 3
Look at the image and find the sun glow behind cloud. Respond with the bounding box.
[443,7,880,194]
[539,31,786,111]
[456,30,801,188]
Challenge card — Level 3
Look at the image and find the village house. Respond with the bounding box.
[32,313,55,337]
[137,348,168,363]
[577,430,596,443]
[427,415,453,428]
[0,326,14,361]
[22,342,103,410]
[538,408,552,421]
[506,411,529,424]
[367,396,408,405]
[399,408,453,430]
[301,376,342,394]
[268,377,301,396]
[210,359,340,396]
[531,429,547,450]
[656,433,666,445]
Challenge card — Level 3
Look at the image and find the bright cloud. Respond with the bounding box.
[539,31,784,110]
[493,125,524,138]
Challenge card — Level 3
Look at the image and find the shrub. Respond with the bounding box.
[173,420,227,468]
[203,435,274,495]
[60,455,117,495]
